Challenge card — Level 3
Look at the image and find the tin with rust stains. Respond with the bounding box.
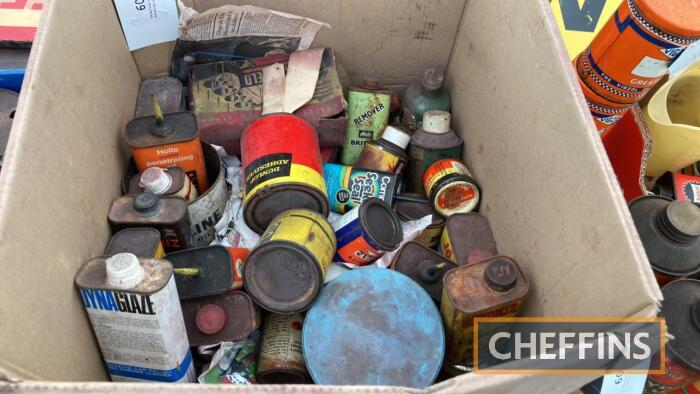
[392,241,457,302]
[324,163,399,214]
[341,78,392,165]
[257,313,310,384]
[181,291,261,346]
[128,167,198,203]
[354,125,411,173]
[105,228,165,259]
[394,193,445,248]
[333,198,403,266]
[165,245,248,299]
[241,114,329,234]
[439,213,499,266]
[576,70,631,133]
[108,193,194,252]
[441,256,529,376]
[134,77,184,118]
[423,158,481,217]
[244,209,336,314]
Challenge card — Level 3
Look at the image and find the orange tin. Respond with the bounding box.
[576,70,631,133]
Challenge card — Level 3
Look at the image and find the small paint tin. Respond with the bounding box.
[354,124,411,173]
[441,256,529,376]
[323,163,398,214]
[392,241,457,302]
[257,313,310,384]
[423,158,481,217]
[180,291,261,346]
[165,245,248,299]
[341,79,392,165]
[394,193,445,248]
[105,227,165,259]
[439,213,499,266]
[128,167,198,203]
[241,113,329,234]
[303,268,444,388]
[134,77,184,118]
[333,198,403,266]
[244,209,336,313]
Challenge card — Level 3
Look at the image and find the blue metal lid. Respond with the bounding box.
[302,268,445,388]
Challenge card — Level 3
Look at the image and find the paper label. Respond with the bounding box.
[632,56,671,79]
[599,359,651,394]
[114,0,180,51]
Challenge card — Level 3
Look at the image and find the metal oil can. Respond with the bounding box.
[180,291,260,347]
[392,241,457,302]
[439,213,499,265]
[244,209,336,314]
[108,192,194,252]
[323,163,399,214]
[134,77,184,118]
[105,227,165,258]
[394,193,445,248]
[165,245,248,299]
[441,256,529,376]
[341,78,392,165]
[128,166,198,203]
[75,253,195,382]
[257,313,310,384]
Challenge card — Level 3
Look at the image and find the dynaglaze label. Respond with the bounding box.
[79,278,195,382]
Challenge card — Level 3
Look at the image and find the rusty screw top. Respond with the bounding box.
[484,258,518,292]
[133,192,159,216]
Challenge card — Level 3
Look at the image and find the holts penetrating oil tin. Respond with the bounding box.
[341,78,392,165]
[128,166,198,203]
[440,213,499,265]
[644,280,700,393]
[394,193,445,248]
[354,125,411,173]
[108,193,194,252]
[441,256,529,376]
[105,228,165,259]
[134,77,184,118]
[75,253,195,382]
[244,209,336,313]
[180,291,260,346]
[324,163,398,214]
[423,158,481,217]
[241,114,329,234]
[257,313,310,384]
[165,246,248,299]
[392,241,457,302]
[333,198,403,266]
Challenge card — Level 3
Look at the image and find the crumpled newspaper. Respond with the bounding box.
[198,332,260,384]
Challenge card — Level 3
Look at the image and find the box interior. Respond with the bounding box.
[0,0,661,392]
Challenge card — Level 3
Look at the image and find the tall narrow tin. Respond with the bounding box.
[341,79,392,165]
[323,163,398,214]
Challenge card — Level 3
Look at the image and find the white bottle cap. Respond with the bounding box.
[382,125,411,149]
[139,167,172,195]
[106,253,145,289]
[423,111,451,134]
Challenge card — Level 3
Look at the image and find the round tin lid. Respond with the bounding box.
[660,280,700,370]
[432,176,481,217]
[634,0,700,39]
[133,192,159,214]
[665,201,700,238]
[484,258,518,292]
[196,304,227,334]
[303,268,444,388]
[360,198,403,251]
[244,184,329,234]
[381,125,411,150]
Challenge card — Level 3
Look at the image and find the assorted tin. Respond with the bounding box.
[394,193,445,248]
[392,242,457,302]
[423,158,481,217]
[128,166,198,203]
[257,313,310,384]
[181,291,260,347]
[354,124,410,173]
[134,77,184,118]
[439,213,499,266]
[165,245,247,299]
[105,228,165,258]
[341,78,392,164]
[323,163,398,214]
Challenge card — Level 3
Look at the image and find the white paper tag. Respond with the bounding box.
[599,359,650,394]
[114,0,179,51]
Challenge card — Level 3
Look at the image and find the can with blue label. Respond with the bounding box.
[324,163,398,214]
[75,253,195,382]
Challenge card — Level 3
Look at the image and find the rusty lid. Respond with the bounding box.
[244,183,329,234]
[165,245,235,300]
[105,228,162,257]
[484,258,518,292]
[181,291,260,346]
[394,194,444,227]
[75,256,173,294]
[633,0,700,39]
[660,280,700,370]
[359,198,403,251]
[196,304,228,334]
[392,242,457,302]
[125,111,198,149]
[128,167,186,196]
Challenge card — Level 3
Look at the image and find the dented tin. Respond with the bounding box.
[257,313,310,384]
[394,193,445,248]
[181,291,261,346]
[105,227,165,259]
[341,79,392,165]
[244,209,336,314]
[439,213,499,266]
[165,246,248,299]
[423,158,481,217]
[323,163,398,214]
[134,77,184,118]
[128,167,198,203]
[392,242,457,302]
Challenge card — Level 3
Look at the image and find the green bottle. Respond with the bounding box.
[401,69,451,130]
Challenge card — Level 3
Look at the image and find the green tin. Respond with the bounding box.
[341,79,391,165]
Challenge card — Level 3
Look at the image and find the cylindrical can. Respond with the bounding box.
[644,280,700,393]
[241,114,329,234]
[439,213,499,266]
[341,79,392,165]
[105,227,165,259]
[166,245,248,299]
[128,166,198,203]
[333,198,403,266]
[354,125,411,173]
[257,313,310,384]
[441,256,529,376]
[423,158,481,217]
[394,193,445,248]
[244,209,336,313]
[323,163,398,214]
[180,291,261,346]
[126,111,209,193]
[391,241,457,302]
[576,70,631,133]
[75,254,195,382]
[187,143,229,246]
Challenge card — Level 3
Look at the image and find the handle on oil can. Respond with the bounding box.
[174,267,200,277]
[418,262,446,283]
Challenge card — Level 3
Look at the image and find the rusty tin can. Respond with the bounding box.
[181,291,261,347]
[323,163,399,214]
[439,213,499,266]
[341,79,392,165]
[244,209,336,314]
[644,280,700,393]
[354,125,411,173]
[241,114,329,234]
[105,227,165,259]
[394,193,445,248]
[333,198,403,266]
[165,245,248,299]
[392,241,457,302]
[257,313,310,384]
[128,166,198,203]
[134,77,184,118]
[108,193,194,252]
[441,256,529,375]
[423,158,481,217]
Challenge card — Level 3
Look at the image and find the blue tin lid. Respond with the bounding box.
[302,268,445,388]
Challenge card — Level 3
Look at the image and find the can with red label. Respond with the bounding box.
[333,198,403,266]
[653,172,700,205]
[423,158,481,217]
[241,114,329,234]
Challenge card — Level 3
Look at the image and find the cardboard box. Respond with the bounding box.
[0,0,661,392]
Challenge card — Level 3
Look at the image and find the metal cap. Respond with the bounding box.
[417,260,444,284]
[140,167,173,195]
[484,258,518,292]
[421,69,444,90]
[133,192,159,214]
[665,201,700,239]
[381,125,411,149]
[106,253,144,289]
[196,304,228,334]
[422,111,451,134]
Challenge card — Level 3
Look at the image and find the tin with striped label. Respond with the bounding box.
[323,163,398,214]
[257,313,310,384]
[423,158,481,217]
